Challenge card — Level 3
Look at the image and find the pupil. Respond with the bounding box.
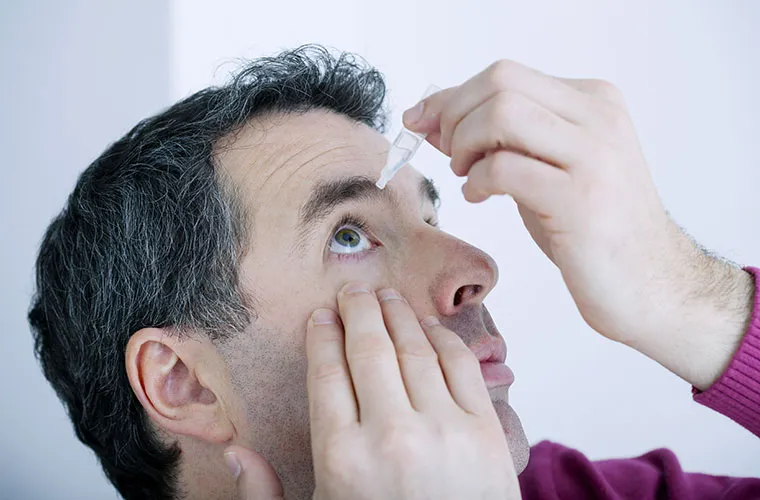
[337,229,359,247]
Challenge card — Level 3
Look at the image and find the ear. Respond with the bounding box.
[125,328,234,443]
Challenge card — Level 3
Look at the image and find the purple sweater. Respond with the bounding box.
[518,267,760,499]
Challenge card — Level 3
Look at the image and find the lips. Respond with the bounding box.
[470,339,507,364]
[441,305,515,389]
[470,339,514,389]
[479,361,515,389]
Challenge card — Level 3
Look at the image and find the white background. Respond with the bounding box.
[3,1,759,498]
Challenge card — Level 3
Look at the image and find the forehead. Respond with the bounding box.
[215,110,424,221]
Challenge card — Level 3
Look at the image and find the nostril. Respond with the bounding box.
[453,287,464,307]
[453,285,482,307]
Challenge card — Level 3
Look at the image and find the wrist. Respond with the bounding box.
[621,232,754,389]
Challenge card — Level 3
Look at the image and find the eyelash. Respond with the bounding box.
[327,212,440,262]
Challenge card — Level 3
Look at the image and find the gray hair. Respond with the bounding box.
[28,45,388,500]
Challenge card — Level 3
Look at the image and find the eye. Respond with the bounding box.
[329,225,372,254]
[424,216,439,228]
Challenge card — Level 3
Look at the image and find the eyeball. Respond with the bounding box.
[329,226,371,254]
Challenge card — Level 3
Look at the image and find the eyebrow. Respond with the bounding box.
[297,174,440,236]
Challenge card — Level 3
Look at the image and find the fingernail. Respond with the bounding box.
[224,451,241,479]
[403,101,425,125]
[312,308,337,325]
[421,316,440,328]
[342,282,371,295]
[376,288,404,302]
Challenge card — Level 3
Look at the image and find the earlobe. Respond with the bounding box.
[126,328,234,443]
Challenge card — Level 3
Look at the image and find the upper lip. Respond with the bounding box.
[469,338,507,364]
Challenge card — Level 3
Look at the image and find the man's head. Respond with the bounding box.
[29,46,528,500]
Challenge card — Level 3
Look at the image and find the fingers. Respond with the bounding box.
[401,62,624,189]
[404,61,598,156]
[462,150,569,213]
[306,308,358,434]
[420,317,495,416]
[450,91,588,176]
[438,61,595,150]
[402,87,455,135]
[376,288,455,413]
[224,446,285,500]
[559,77,627,107]
[338,282,412,419]
[312,284,495,425]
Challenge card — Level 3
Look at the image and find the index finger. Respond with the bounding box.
[402,86,456,153]
[338,282,412,420]
[404,60,593,158]
[306,308,358,435]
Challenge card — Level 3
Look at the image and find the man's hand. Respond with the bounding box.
[225,283,520,499]
[307,283,519,499]
[403,60,754,390]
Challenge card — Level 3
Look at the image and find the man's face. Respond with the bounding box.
[215,110,528,498]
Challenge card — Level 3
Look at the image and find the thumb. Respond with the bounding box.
[224,445,284,500]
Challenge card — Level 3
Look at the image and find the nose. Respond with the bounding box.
[429,236,499,317]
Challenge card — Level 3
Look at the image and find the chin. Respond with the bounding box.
[489,388,530,474]
[501,403,530,473]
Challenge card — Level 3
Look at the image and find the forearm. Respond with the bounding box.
[619,226,755,391]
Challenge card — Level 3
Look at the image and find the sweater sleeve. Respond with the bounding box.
[692,266,760,437]
[520,441,760,500]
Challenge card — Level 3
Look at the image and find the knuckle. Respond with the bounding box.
[350,337,392,362]
[311,361,346,383]
[453,348,479,366]
[487,59,520,89]
[599,102,630,132]
[486,93,533,152]
[378,422,427,461]
[439,108,456,138]
[397,344,438,365]
[491,91,524,124]
[446,343,479,366]
[414,361,446,384]
[590,79,624,102]
[492,152,540,190]
[484,154,510,186]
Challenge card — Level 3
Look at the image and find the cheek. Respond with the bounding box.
[273,256,391,317]
[223,323,311,442]
[326,262,387,290]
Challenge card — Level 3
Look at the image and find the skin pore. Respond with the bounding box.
[133,109,529,499]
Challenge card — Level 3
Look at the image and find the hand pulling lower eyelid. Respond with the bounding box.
[375,84,441,189]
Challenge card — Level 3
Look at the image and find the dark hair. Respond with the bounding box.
[28,45,387,500]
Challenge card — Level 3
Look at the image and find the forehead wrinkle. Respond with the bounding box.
[256,140,331,197]
[283,145,352,187]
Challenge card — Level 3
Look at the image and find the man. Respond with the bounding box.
[29,45,759,499]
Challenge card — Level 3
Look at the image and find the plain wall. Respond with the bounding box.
[2,1,758,499]
[0,2,170,498]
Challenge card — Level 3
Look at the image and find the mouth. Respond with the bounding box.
[469,339,515,389]
[441,304,515,390]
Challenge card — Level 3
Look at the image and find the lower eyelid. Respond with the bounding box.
[330,246,379,262]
